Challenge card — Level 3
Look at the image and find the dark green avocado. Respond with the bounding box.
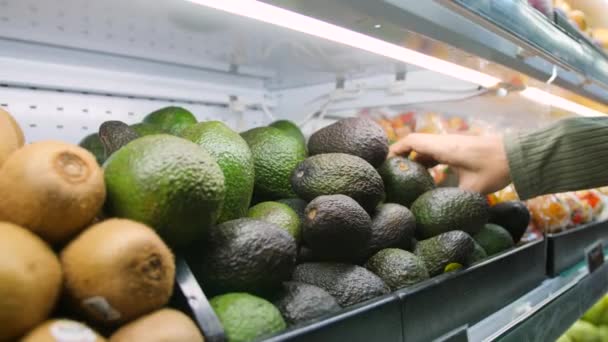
[291,153,384,213]
[465,240,488,265]
[365,248,429,291]
[489,201,530,243]
[473,223,514,256]
[378,157,435,207]
[79,132,106,165]
[273,281,341,325]
[277,198,308,224]
[303,194,371,260]
[414,230,475,276]
[411,188,489,239]
[307,117,389,168]
[190,218,297,296]
[365,203,416,257]
[292,262,390,306]
[270,120,307,148]
[98,120,139,159]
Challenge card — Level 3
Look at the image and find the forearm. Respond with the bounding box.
[505,116,608,200]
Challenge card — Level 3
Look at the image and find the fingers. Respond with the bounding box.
[388,133,454,165]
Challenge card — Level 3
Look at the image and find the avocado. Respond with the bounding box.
[303,194,371,260]
[99,120,139,159]
[291,153,384,213]
[143,106,197,135]
[191,218,296,296]
[79,132,106,165]
[465,240,488,265]
[182,121,255,222]
[242,126,307,200]
[366,203,416,258]
[297,245,322,263]
[211,293,286,342]
[103,135,225,247]
[292,263,390,306]
[489,201,530,243]
[307,117,388,167]
[365,248,429,291]
[130,122,164,136]
[277,198,308,223]
[248,201,301,243]
[414,231,475,276]
[378,157,435,207]
[411,188,489,239]
[269,120,307,147]
[473,223,514,256]
[273,281,341,325]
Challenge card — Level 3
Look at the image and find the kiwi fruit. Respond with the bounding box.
[21,319,106,342]
[61,219,175,327]
[0,108,24,167]
[109,309,203,342]
[0,222,62,341]
[0,141,106,245]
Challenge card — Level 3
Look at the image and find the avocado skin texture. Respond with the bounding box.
[269,120,307,147]
[365,248,429,291]
[291,153,384,213]
[411,188,489,239]
[292,263,390,306]
[489,201,530,243]
[378,157,435,207]
[473,223,514,256]
[414,231,475,276]
[365,203,416,258]
[307,117,388,168]
[130,122,164,136]
[247,201,301,243]
[242,127,307,200]
[465,240,488,265]
[277,198,308,223]
[303,195,372,261]
[79,133,106,165]
[191,218,297,296]
[143,106,197,135]
[182,121,255,223]
[273,281,341,325]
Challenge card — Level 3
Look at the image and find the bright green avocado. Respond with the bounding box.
[143,106,197,135]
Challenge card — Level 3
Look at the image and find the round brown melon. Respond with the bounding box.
[0,222,62,341]
[21,319,106,342]
[0,108,25,167]
[0,141,106,244]
[61,219,175,327]
[109,309,204,342]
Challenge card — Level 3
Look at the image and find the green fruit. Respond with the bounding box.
[241,126,307,200]
[182,121,254,222]
[556,334,574,342]
[269,120,306,147]
[98,120,139,160]
[414,231,475,276]
[273,281,341,325]
[583,296,608,326]
[292,262,389,307]
[291,153,384,213]
[366,203,416,257]
[378,157,435,207]
[103,135,225,247]
[473,224,514,256]
[307,117,388,167]
[211,293,286,342]
[143,106,197,135]
[247,201,301,242]
[365,248,429,291]
[566,320,601,342]
[131,122,165,136]
[411,188,489,239]
[489,201,530,243]
[79,133,105,165]
[277,198,308,223]
[303,195,371,261]
[192,218,296,295]
[598,325,608,342]
[465,240,488,265]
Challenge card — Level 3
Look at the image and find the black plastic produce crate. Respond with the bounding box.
[546,220,608,276]
[396,238,547,342]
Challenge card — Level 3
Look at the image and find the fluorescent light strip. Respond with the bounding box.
[521,87,605,117]
[186,0,501,88]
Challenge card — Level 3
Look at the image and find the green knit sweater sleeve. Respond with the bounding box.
[504,116,608,200]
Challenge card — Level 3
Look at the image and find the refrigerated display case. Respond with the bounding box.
[3,0,608,341]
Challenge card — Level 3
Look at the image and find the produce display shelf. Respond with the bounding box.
[547,220,608,276]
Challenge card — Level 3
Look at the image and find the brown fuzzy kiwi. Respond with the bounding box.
[21,319,106,342]
[109,308,204,342]
[0,108,24,167]
[0,222,62,341]
[0,140,106,245]
[61,219,175,327]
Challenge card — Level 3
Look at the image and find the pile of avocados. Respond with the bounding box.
[0,105,531,342]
